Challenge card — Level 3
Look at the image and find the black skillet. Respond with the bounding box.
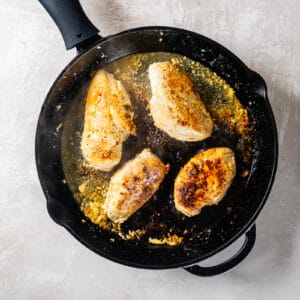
[36,0,278,276]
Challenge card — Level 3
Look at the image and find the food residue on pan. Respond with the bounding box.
[55,122,63,133]
[149,234,183,246]
[61,52,254,245]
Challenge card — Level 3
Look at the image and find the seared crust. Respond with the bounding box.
[148,62,213,141]
[81,70,136,171]
[174,147,236,217]
[104,149,169,223]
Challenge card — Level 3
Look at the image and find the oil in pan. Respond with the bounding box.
[61,52,253,246]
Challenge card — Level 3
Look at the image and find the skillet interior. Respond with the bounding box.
[35,27,277,269]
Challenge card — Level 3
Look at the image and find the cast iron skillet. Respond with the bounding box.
[36,0,278,276]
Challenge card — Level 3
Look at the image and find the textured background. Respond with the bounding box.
[0,0,299,299]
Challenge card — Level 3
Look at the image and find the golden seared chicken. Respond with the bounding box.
[148,61,213,142]
[104,149,169,223]
[81,70,136,171]
[174,147,236,217]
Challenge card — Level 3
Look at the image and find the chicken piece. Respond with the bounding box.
[104,149,169,223]
[81,70,136,171]
[148,61,213,142]
[174,147,236,217]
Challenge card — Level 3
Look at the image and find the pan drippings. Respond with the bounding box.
[61,52,253,245]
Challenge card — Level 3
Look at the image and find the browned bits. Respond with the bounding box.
[241,169,250,177]
[226,206,232,213]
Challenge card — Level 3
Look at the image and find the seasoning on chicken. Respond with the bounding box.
[81,70,136,172]
[174,147,236,217]
[148,61,213,142]
[103,149,169,223]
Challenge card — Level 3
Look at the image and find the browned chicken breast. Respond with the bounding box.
[174,147,236,217]
[81,70,136,171]
[104,149,169,223]
[148,61,213,142]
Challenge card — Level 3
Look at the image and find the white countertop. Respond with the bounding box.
[1,1,299,299]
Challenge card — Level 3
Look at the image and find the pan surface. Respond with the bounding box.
[36,27,277,268]
[62,51,253,243]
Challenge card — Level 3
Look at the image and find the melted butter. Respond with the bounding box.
[61,52,252,244]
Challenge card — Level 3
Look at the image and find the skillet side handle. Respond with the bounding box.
[184,224,256,276]
[39,0,100,50]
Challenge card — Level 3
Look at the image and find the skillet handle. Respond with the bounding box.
[184,224,256,276]
[39,0,100,50]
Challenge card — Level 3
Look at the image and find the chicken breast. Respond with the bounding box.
[104,148,169,223]
[81,70,136,171]
[148,61,213,142]
[174,147,236,217]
